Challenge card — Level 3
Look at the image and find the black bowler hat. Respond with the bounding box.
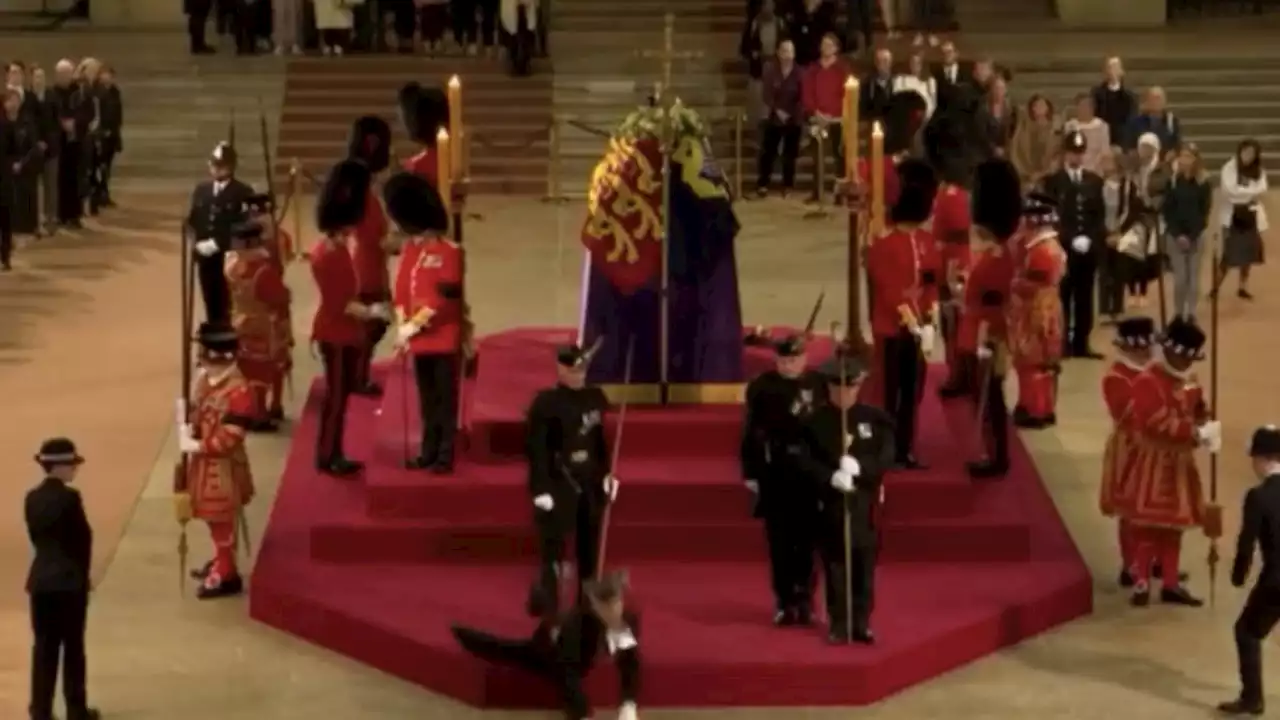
[556,338,602,370]
[197,321,239,355]
[774,334,807,358]
[1114,316,1155,349]
[35,437,85,467]
[820,355,869,386]
[1249,425,1280,458]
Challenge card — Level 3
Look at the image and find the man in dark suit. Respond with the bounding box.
[858,48,895,123]
[25,438,100,720]
[931,41,972,115]
[1220,425,1280,716]
[185,141,254,324]
[1042,131,1107,359]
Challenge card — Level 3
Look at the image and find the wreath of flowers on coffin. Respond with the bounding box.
[614,101,709,143]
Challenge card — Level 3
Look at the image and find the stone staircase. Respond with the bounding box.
[276,56,553,195]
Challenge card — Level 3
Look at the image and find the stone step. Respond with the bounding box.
[1012,68,1280,86]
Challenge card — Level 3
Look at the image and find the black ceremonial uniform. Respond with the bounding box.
[1042,131,1106,358]
[186,142,254,324]
[26,438,100,720]
[1220,427,1280,716]
[798,357,895,644]
[527,346,613,612]
[740,337,827,624]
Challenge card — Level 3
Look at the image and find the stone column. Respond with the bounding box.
[1055,0,1166,27]
[90,0,185,28]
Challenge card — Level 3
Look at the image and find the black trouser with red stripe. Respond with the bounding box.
[317,341,360,466]
[356,291,390,392]
[412,352,460,463]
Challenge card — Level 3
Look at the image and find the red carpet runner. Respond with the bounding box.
[249,327,1092,708]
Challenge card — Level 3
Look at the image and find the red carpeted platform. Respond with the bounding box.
[249,327,1092,709]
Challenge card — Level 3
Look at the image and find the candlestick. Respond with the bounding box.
[870,121,884,234]
[437,129,452,213]
[447,75,463,179]
[842,76,859,181]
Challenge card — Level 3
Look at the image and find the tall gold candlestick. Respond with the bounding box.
[447,75,463,179]
[842,76,859,181]
[870,121,885,234]
[437,129,452,213]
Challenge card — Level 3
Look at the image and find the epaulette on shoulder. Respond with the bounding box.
[443,238,460,249]
[943,186,957,196]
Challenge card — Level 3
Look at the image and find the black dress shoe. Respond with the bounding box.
[68,707,102,720]
[1217,698,1265,715]
[1013,414,1050,430]
[1150,564,1190,584]
[773,607,797,626]
[895,455,927,471]
[794,603,813,626]
[1130,590,1150,606]
[967,459,1009,479]
[1161,586,1204,607]
[249,419,279,433]
[353,383,383,398]
[268,407,285,422]
[405,453,437,470]
[852,626,875,644]
[1012,405,1032,424]
[318,458,364,477]
[1119,569,1135,588]
[191,560,214,581]
[827,627,849,644]
[197,574,244,600]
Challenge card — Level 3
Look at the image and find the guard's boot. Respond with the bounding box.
[319,457,365,477]
[852,615,875,645]
[967,459,1009,480]
[826,626,850,644]
[1130,583,1151,607]
[1118,568,1135,588]
[405,453,436,471]
[773,606,797,627]
[197,574,244,600]
[1216,698,1265,716]
[190,560,214,581]
[794,602,814,626]
[1160,585,1204,607]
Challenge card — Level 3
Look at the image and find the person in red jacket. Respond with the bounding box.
[225,220,292,432]
[346,115,393,397]
[1008,194,1067,430]
[310,161,391,477]
[866,159,940,470]
[385,173,462,473]
[962,160,1020,480]
[801,32,849,201]
[398,82,449,181]
[932,174,972,398]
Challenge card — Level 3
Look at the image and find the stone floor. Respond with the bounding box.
[0,186,1277,719]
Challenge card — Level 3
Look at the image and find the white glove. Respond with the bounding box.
[830,471,854,493]
[603,474,620,501]
[175,397,188,426]
[533,493,554,511]
[1196,420,1222,451]
[396,322,418,345]
[368,302,393,321]
[976,344,993,360]
[194,239,219,257]
[177,424,201,454]
[1071,235,1091,254]
[917,324,936,355]
[606,628,639,654]
[744,479,759,493]
[839,455,861,477]
[618,700,639,720]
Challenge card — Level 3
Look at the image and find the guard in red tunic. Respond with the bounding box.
[398,82,449,181]
[961,160,1019,480]
[923,111,973,399]
[385,173,462,473]
[310,161,391,476]
[1099,316,1155,585]
[225,220,292,432]
[1121,318,1218,607]
[1008,194,1067,429]
[866,159,940,470]
[346,115,393,397]
[177,322,257,599]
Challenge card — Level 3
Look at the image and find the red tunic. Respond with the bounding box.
[394,237,463,355]
[1099,360,1143,517]
[1120,364,1206,529]
[957,243,1014,352]
[185,367,256,522]
[866,226,941,338]
[225,248,292,385]
[403,148,440,184]
[1007,229,1066,369]
[351,190,390,296]
[309,239,365,347]
[931,184,972,285]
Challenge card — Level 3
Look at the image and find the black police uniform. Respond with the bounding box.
[740,335,828,624]
[1041,132,1107,357]
[25,438,100,720]
[798,356,895,643]
[1220,426,1280,716]
[526,345,613,612]
[186,142,254,325]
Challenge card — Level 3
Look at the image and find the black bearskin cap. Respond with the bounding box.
[315,160,371,234]
[347,115,392,174]
[398,82,449,147]
[884,91,928,155]
[971,159,1022,240]
[382,172,449,235]
[890,159,938,224]
[923,111,969,185]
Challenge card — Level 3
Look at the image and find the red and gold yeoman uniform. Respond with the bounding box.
[185,367,256,523]
[1007,227,1066,418]
[1118,365,1206,529]
[1099,360,1143,517]
[225,247,292,416]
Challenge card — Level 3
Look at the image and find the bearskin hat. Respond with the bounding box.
[347,115,392,174]
[971,159,1022,240]
[315,160,371,234]
[382,172,449,236]
[884,91,928,156]
[889,159,938,225]
[398,82,450,147]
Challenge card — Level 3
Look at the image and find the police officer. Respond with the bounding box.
[186,141,254,324]
[740,334,827,626]
[526,343,620,613]
[1041,130,1107,358]
[800,354,895,644]
[1219,425,1280,716]
[26,438,101,720]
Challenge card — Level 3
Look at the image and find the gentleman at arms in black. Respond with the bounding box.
[26,438,101,720]
[1042,130,1107,358]
[452,571,641,720]
[797,354,895,644]
[526,342,619,613]
[1219,425,1280,716]
[186,141,254,324]
[741,334,827,626]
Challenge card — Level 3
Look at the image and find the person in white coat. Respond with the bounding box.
[1216,139,1268,300]
[891,51,936,120]
[314,0,363,55]
[500,0,538,75]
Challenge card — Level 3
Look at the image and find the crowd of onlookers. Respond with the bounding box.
[0,57,123,272]
[186,0,544,75]
[742,2,1269,318]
